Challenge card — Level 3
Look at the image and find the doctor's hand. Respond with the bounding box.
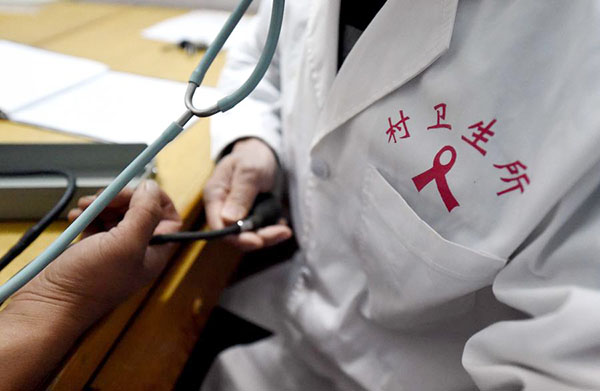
[204,138,292,251]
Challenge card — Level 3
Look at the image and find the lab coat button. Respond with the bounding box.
[300,266,312,288]
[310,158,330,179]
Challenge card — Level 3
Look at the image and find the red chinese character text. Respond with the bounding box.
[386,110,411,143]
[412,145,460,212]
[462,119,497,156]
[427,103,452,131]
[494,161,530,196]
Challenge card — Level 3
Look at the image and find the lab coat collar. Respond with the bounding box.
[311,0,459,150]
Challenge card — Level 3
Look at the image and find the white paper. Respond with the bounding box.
[142,9,255,50]
[0,0,54,13]
[12,71,220,144]
[0,0,54,4]
[0,40,107,114]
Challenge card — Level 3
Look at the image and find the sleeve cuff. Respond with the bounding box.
[209,99,281,161]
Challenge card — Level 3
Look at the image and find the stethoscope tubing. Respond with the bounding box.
[0,0,285,303]
[0,121,184,302]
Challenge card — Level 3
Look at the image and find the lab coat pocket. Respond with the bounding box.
[357,165,506,329]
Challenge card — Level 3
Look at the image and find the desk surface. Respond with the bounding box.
[0,2,241,389]
[0,2,119,45]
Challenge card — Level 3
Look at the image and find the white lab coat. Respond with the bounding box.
[204,0,600,390]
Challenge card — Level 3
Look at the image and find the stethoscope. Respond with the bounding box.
[0,0,285,303]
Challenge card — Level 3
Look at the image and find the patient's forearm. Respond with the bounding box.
[0,291,91,391]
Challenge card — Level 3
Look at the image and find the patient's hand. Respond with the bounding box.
[0,180,181,390]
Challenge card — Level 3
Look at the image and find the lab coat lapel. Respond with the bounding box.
[304,0,340,108]
[311,0,459,150]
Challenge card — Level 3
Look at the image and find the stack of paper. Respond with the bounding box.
[142,9,255,50]
[0,40,107,114]
[0,0,54,14]
[0,0,54,4]
[1,40,219,144]
[11,71,219,144]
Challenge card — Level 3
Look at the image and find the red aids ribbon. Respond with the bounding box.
[412,145,460,212]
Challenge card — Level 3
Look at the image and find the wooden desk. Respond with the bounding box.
[0,2,241,389]
[40,3,226,83]
[0,1,119,46]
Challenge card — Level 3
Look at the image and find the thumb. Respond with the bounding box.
[116,180,163,242]
[221,169,260,223]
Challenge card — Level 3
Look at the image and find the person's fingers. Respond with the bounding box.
[105,187,135,208]
[113,180,163,242]
[152,218,183,237]
[255,225,293,247]
[152,191,182,236]
[67,208,82,222]
[74,187,136,233]
[158,188,180,223]
[205,198,226,231]
[77,195,96,210]
[71,190,133,235]
[204,158,234,230]
[77,187,135,212]
[231,232,264,252]
[68,206,102,238]
[68,207,102,237]
[221,165,261,224]
[138,188,181,277]
[224,224,292,252]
